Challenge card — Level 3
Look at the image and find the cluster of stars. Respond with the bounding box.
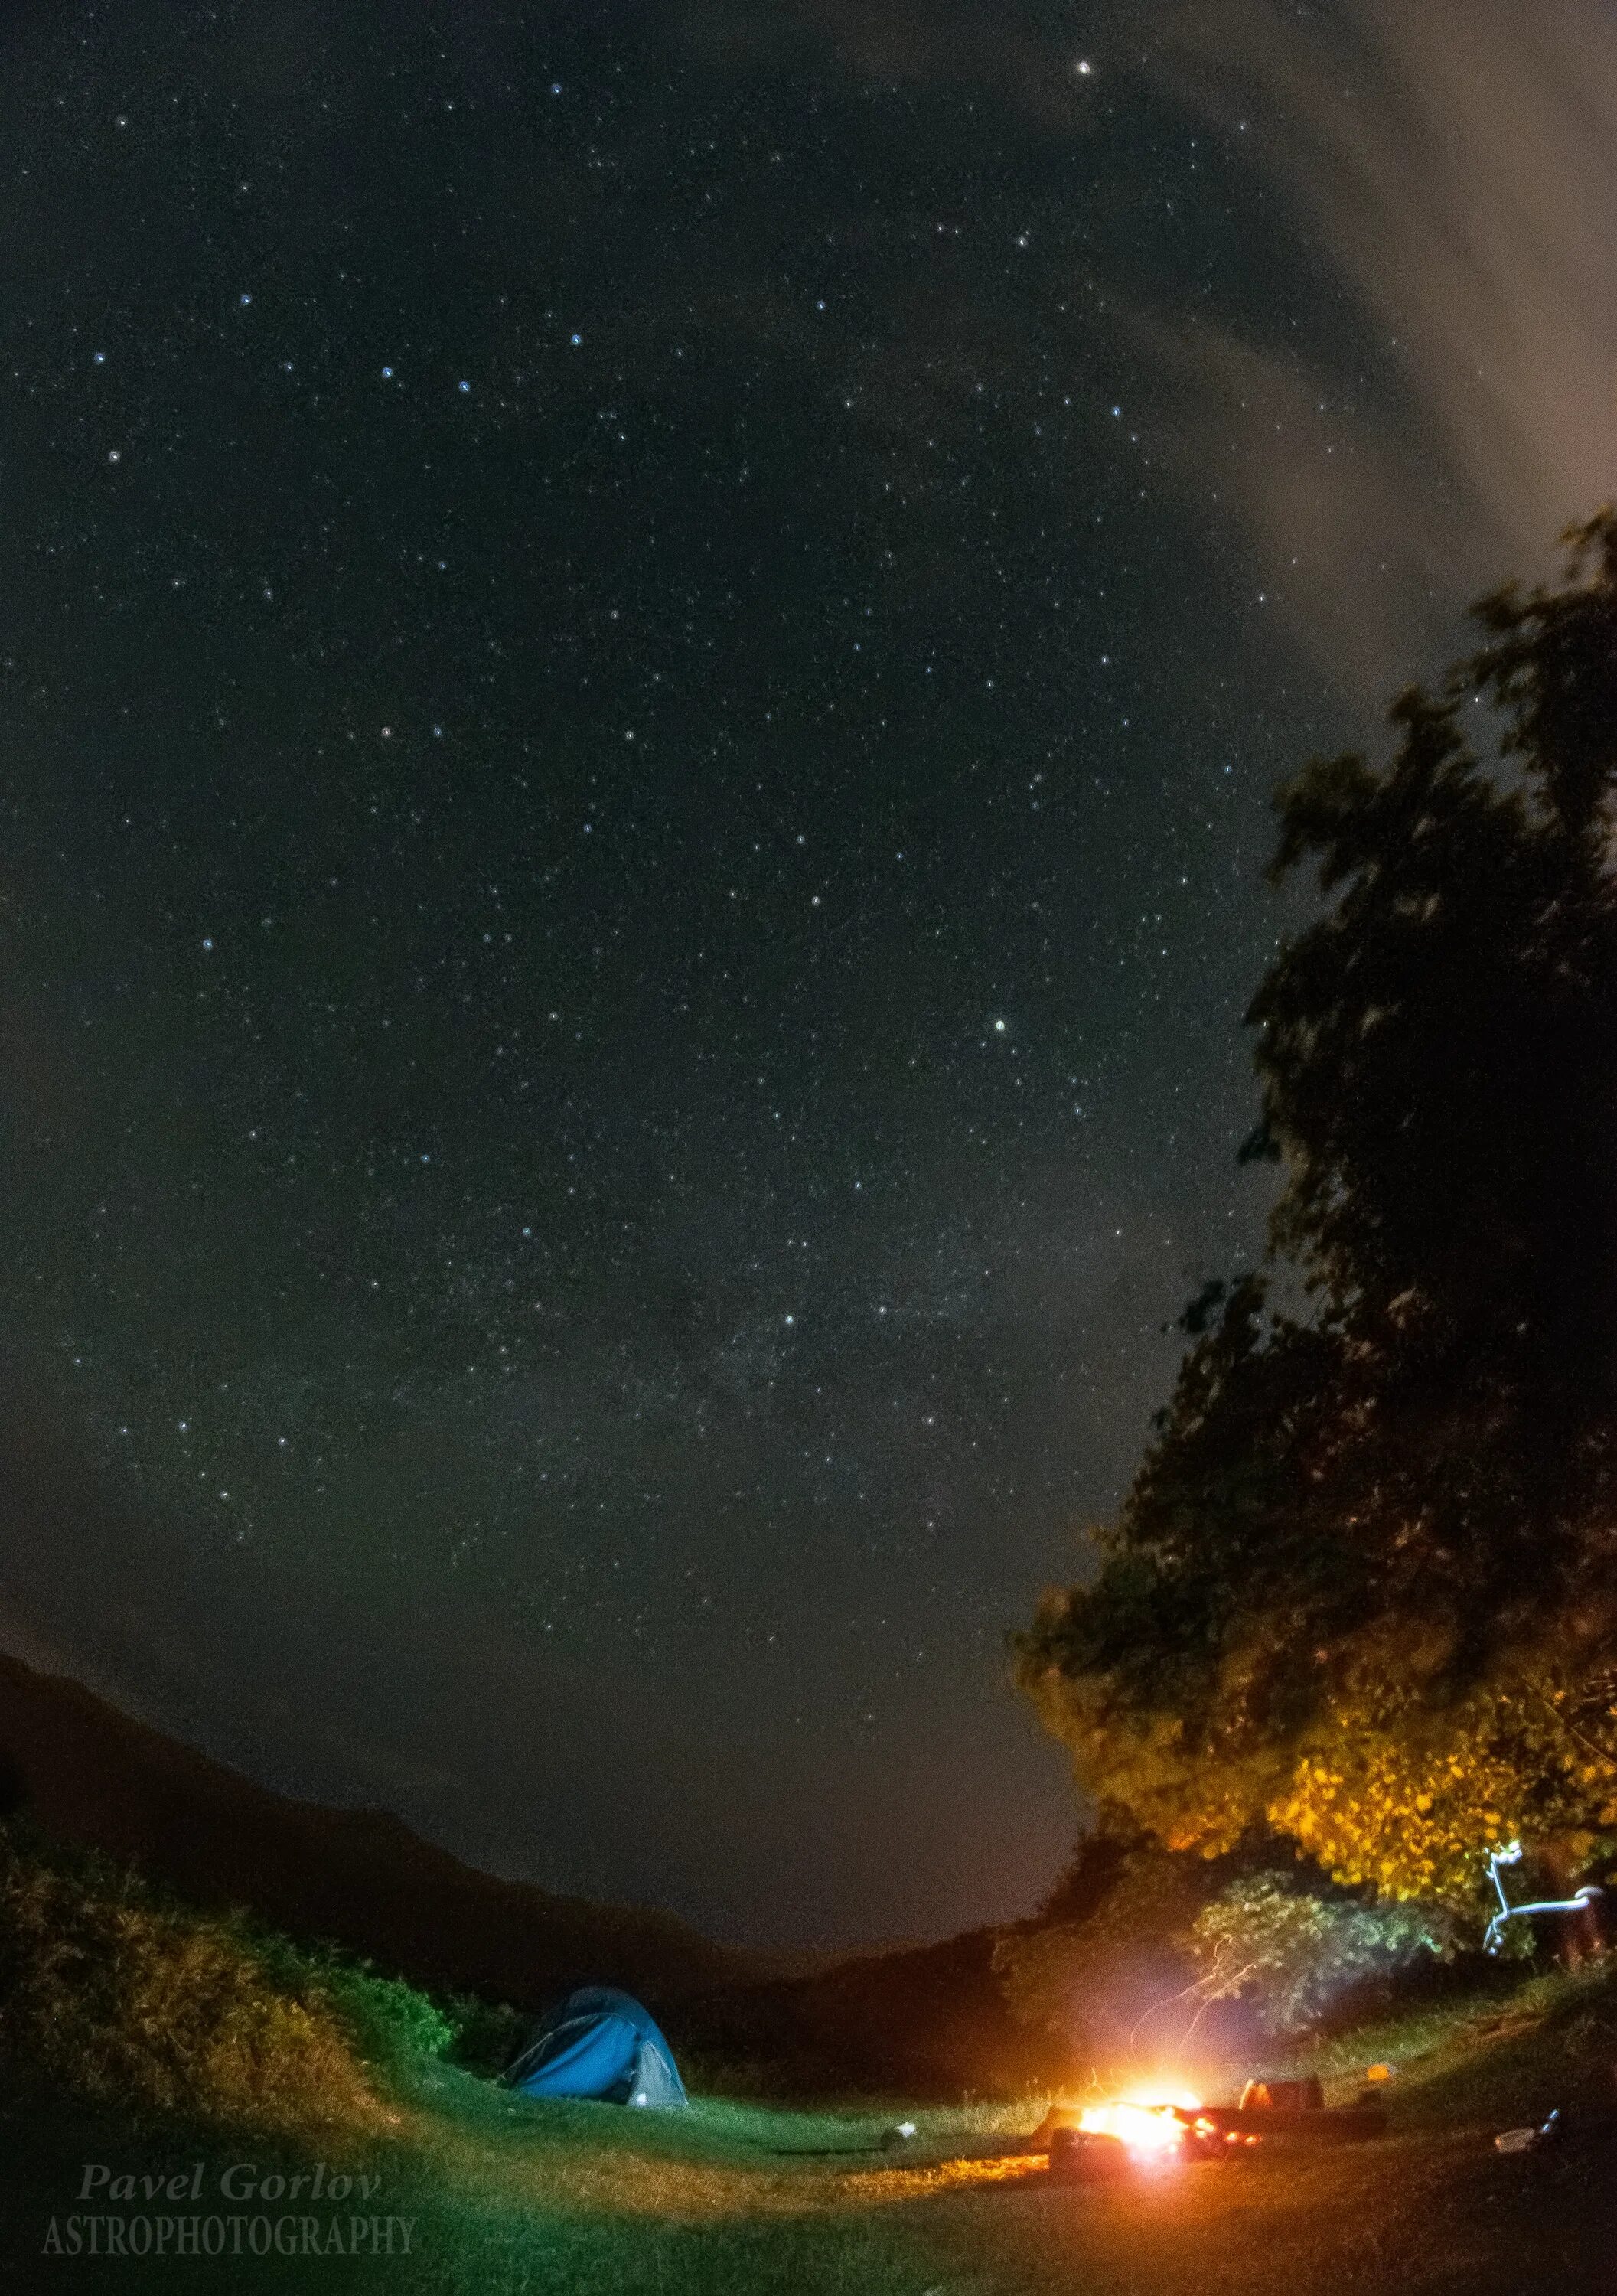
[0,0,1341,1939]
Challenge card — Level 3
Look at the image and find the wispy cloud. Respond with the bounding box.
[681,1,1617,693]
[1139,313,1480,701]
[1156,0,1617,689]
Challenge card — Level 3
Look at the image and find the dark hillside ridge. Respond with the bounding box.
[0,1648,740,2010]
[683,1922,1066,2097]
[0,1648,1066,2095]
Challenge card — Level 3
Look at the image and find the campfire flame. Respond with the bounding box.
[1076,2086,1204,2157]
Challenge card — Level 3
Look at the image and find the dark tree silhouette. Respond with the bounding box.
[1016,513,1617,1909]
[0,1750,28,1820]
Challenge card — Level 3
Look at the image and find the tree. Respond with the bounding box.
[1015,513,1617,1915]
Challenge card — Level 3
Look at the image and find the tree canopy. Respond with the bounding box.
[1016,513,1617,1913]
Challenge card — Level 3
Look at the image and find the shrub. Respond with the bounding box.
[254,1939,455,2082]
[0,1825,458,2129]
[1188,1872,1446,2033]
[0,1829,380,2129]
[440,1991,529,2078]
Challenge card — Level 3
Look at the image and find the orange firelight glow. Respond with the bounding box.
[1076,2086,1204,2157]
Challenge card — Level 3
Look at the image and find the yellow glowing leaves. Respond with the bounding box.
[1022,1606,1617,1918]
[1260,1671,1617,1908]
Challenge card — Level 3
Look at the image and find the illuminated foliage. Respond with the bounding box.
[1188,1874,1441,2033]
[1270,1675,1617,1906]
[1017,514,1617,1915]
[0,1821,455,2128]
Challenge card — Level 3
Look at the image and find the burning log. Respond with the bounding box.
[1032,2076,1387,2176]
[1183,2102,1385,2143]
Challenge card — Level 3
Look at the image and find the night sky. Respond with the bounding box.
[1,0,1611,1947]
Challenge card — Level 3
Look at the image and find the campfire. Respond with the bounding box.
[1038,2067,1383,2180]
[1075,2087,1205,2159]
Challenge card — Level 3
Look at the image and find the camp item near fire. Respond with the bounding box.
[1483,1843,1603,1955]
[1493,2108,1563,2156]
[1239,2077,1324,2114]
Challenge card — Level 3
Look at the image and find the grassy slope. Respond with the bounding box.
[6,1969,1615,2294]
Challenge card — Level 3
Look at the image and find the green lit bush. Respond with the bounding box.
[1189,1872,1446,2033]
[0,1823,455,2129]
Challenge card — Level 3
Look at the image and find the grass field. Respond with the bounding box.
[4,1966,1614,2294]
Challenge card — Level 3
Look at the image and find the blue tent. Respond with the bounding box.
[505,1987,688,2108]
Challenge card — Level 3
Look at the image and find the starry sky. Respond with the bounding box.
[1,0,1611,1947]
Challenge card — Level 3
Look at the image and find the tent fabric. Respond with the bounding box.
[505,1986,688,2108]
